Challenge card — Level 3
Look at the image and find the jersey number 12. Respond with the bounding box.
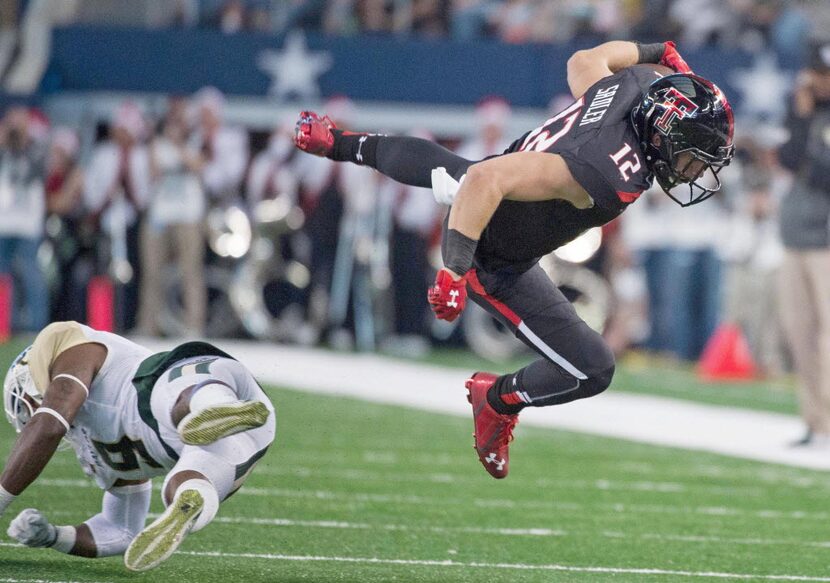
[609,143,641,182]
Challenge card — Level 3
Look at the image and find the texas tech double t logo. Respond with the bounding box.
[654,87,699,134]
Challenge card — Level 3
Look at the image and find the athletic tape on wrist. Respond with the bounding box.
[636,42,666,65]
[444,229,477,276]
[50,525,76,554]
[0,483,17,514]
[32,407,70,432]
[52,373,89,397]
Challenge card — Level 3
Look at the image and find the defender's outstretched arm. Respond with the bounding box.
[7,480,152,557]
[0,343,104,497]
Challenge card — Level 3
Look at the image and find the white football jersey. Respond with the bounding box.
[28,323,193,488]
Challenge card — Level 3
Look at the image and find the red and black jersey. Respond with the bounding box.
[475,65,660,271]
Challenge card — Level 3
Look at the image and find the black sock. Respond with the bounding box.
[487,373,525,415]
[329,130,380,166]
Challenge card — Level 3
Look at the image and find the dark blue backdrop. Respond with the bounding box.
[45,26,762,110]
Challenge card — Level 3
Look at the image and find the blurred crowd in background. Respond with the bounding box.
[4,0,818,61]
[3,0,826,61]
[0,0,829,383]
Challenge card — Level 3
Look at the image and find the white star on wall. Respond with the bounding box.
[258,31,333,101]
[730,52,793,122]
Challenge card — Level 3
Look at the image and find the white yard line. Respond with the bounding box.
[32,478,830,521]
[253,464,771,495]
[0,579,111,583]
[3,542,830,581]
[173,550,830,581]
[197,517,830,549]
[140,338,830,471]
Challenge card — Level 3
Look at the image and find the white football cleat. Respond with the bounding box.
[177,400,270,446]
[124,488,204,572]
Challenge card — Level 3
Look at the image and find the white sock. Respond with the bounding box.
[189,383,237,414]
[173,478,219,533]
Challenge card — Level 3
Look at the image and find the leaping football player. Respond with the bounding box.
[294,40,734,479]
[0,321,275,570]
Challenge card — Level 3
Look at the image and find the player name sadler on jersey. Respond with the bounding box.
[579,83,620,126]
[476,65,658,271]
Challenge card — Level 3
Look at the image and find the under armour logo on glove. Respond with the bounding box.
[660,41,693,75]
[428,269,467,322]
[447,289,460,308]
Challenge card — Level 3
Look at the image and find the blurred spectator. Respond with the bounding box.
[247,2,273,32]
[776,40,830,447]
[733,0,810,66]
[410,0,450,37]
[146,0,199,28]
[494,0,534,44]
[274,0,327,34]
[629,0,679,43]
[450,0,496,41]
[455,96,512,160]
[669,0,736,47]
[292,96,380,346]
[247,123,299,206]
[213,0,246,33]
[0,106,48,332]
[622,182,728,362]
[0,0,19,85]
[602,218,649,357]
[44,126,89,324]
[191,87,248,206]
[381,129,444,356]
[84,100,150,332]
[719,140,787,376]
[356,0,392,33]
[621,190,675,356]
[664,196,729,362]
[323,0,360,36]
[137,97,207,337]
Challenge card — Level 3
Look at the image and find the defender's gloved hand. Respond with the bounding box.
[660,41,693,74]
[428,269,467,322]
[8,508,57,547]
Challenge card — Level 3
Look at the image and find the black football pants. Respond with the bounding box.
[467,265,615,407]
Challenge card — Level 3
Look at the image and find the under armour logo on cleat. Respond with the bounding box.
[447,289,460,308]
[484,452,505,471]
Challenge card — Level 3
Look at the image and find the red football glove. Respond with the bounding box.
[660,41,693,75]
[428,269,467,322]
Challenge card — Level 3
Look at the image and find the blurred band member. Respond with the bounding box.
[191,87,248,205]
[0,106,48,331]
[455,96,512,161]
[137,98,207,337]
[45,127,88,323]
[84,101,150,332]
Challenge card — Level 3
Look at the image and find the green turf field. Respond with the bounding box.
[0,337,825,582]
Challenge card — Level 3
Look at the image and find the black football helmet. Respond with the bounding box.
[632,73,734,206]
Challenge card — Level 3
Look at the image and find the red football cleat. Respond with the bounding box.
[465,372,519,479]
[294,111,336,156]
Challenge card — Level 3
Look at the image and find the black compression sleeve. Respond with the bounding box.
[636,42,666,64]
[444,229,477,276]
[331,132,474,188]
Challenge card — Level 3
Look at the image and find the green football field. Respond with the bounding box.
[1,340,830,582]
